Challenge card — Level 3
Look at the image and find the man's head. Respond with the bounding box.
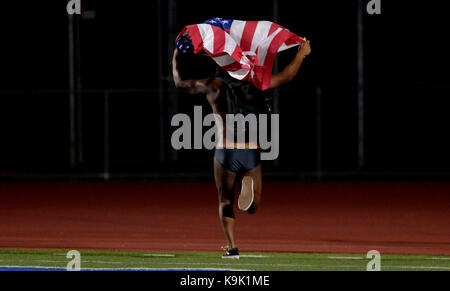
[175,34,218,80]
[175,49,218,80]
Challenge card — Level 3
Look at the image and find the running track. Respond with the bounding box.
[0,182,449,255]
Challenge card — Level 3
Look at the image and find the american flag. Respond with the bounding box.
[176,18,305,91]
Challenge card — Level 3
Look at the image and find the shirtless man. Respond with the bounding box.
[172,39,311,259]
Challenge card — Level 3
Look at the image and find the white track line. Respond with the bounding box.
[142,254,175,257]
[3,258,450,270]
[0,265,64,270]
[132,262,357,268]
[383,265,450,270]
[52,253,176,258]
[240,255,270,258]
[3,263,450,270]
[328,256,364,260]
[2,260,450,270]
[52,253,66,256]
[157,262,450,270]
[427,257,450,261]
[0,265,250,271]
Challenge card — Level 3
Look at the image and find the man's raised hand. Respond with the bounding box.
[298,40,311,57]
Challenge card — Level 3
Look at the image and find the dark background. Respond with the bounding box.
[1,0,449,180]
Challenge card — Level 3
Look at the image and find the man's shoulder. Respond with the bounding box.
[205,79,223,99]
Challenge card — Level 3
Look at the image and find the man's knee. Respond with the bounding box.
[220,199,234,218]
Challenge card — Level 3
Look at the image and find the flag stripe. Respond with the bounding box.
[229,20,246,47]
[197,24,215,53]
[257,27,283,66]
[268,22,280,36]
[212,26,225,54]
[229,68,251,80]
[261,29,293,89]
[213,54,237,67]
[222,61,246,72]
[240,21,258,52]
[224,33,237,56]
[250,21,272,52]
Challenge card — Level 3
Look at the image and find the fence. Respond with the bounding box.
[2,84,449,181]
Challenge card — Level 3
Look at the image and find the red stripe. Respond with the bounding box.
[231,46,243,65]
[211,26,225,54]
[284,39,298,46]
[187,25,204,53]
[222,61,244,72]
[284,32,305,46]
[268,23,280,36]
[240,21,258,51]
[252,66,264,89]
[259,30,292,90]
[214,51,229,58]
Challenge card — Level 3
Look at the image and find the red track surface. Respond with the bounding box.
[0,182,449,255]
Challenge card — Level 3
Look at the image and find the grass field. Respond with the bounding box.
[0,249,449,271]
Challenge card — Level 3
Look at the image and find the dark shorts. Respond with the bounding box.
[214,149,261,173]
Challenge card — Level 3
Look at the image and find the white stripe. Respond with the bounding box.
[142,254,175,257]
[224,32,237,55]
[427,257,450,260]
[278,42,301,52]
[384,265,450,270]
[328,256,364,260]
[212,33,238,67]
[0,265,250,271]
[151,262,450,271]
[213,55,236,67]
[197,24,214,53]
[0,265,68,270]
[256,27,283,66]
[3,261,450,271]
[229,20,246,47]
[228,68,250,80]
[250,21,272,52]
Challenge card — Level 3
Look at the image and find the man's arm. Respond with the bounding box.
[172,49,209,95]
[270,40,311,89]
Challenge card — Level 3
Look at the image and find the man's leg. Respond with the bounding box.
[214,157,237,249]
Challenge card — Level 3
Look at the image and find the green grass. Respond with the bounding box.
[0,249,449,271]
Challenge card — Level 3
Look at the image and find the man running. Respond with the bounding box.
[172,28,311,259]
